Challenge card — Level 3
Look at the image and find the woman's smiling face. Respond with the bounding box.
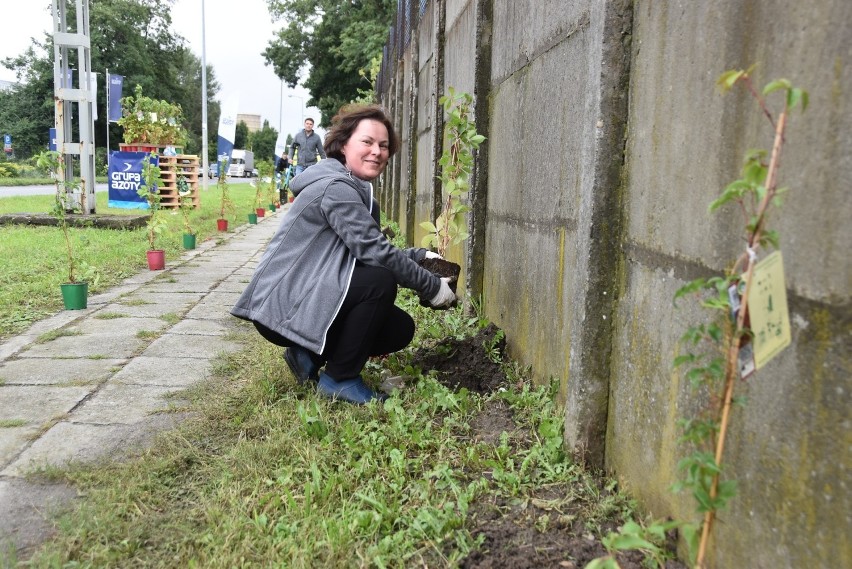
[341,119,390,181]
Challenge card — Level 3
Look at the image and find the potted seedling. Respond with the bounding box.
[177,173,197,249]
[118,84,188,153]
[251,174,265,220]
[419,87,486,297]
[260,162,277,211]
[216,156,235,231]
[37,150,99,309]
[138,152,169,269]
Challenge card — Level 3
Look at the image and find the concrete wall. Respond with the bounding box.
[377,1,851,566]
[608,2,851,567]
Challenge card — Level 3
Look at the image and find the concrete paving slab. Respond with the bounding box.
[67,316,169,336]
[19,333,148,360]
[0,358,125,386]
[69,383,190,425]
[167,319,232,336]
[0,478,78,559]
[143,334,242,359]
[0,427,37,465]
[108,356,211,387]
[215,279,251,293]
[183,302,235,321]
[200,291,241,306]
[0,385,91,428]
[2,415,187,477]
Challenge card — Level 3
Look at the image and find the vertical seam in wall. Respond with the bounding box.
[467,0,494,301]
[405,38,419,246]
[431,1,447,224]
[577,0,635,469]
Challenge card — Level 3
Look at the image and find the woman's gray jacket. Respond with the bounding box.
[230,158,441,355]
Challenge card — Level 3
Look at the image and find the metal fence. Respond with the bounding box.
[378,0,429,95]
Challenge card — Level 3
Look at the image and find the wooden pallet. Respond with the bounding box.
[157,155,199,209]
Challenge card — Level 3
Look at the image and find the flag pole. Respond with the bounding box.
[105,67,110,171]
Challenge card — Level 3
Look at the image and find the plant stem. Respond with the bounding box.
[695,106,788,569]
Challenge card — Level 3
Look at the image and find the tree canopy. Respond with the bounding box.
[263,0,394,126]
[0,0,221,160]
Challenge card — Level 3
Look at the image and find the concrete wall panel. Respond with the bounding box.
[485,33,590,391]
[609,1,852,567]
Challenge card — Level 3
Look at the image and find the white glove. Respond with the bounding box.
[429,278,456,308]
[424,251,443,260]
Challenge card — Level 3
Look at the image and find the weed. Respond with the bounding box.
[35,329,82,344]
[94,312,127,319]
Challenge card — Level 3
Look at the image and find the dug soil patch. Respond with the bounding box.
[411,324,687,568]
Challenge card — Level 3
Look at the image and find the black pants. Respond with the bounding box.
[254,264,415,379]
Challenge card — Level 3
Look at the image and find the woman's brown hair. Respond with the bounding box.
[324,104,399,162]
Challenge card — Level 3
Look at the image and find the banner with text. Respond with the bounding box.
[216,95,239,168]
[108,151,152,209]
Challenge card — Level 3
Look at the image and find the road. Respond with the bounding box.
[0,183,108,197]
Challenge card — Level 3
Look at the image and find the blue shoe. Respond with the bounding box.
[316,372,387,405]
[284,346,321,383]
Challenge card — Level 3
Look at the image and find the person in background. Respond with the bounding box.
[289,117,326,175]
[275,151,290,203]
[231,104,455,404]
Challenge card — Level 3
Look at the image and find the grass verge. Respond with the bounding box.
[0,183,259,339]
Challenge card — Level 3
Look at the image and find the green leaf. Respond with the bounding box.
[716,69,745,92]
[674,278,708,306]
[607,534,658,552]
[762,78,791,96]
[584,557,619,569]
[682,523,701,564]
[673,354,696,368]
[419,221,437,233]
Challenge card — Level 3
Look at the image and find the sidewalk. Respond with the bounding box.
[0,210,281,558]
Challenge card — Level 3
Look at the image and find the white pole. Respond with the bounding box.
[201,0,209,192]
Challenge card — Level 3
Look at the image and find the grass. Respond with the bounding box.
[16,290,638,568]
[0,182,260,339]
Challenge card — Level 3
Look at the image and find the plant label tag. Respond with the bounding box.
[746,251,791,369]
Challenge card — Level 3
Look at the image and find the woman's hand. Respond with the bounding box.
[424,251,443,260]
[429,278,456,308]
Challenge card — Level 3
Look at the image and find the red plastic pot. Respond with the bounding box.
[146,249,166,271]
[217,219,228,231]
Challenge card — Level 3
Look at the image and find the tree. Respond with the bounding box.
[249,120,279,162]
[0,0,220,159]
[0,42,55,158]
[234,121,250,150]
[263,0,394,126]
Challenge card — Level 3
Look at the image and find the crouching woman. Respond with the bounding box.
[231,104,455,404]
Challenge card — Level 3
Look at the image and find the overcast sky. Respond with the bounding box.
[0,0,320,138]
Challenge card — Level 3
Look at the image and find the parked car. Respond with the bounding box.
[208,163,218,179]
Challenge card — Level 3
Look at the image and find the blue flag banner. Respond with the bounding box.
[216,96,239,169]
[108,74,123,123]
[108,151,153,209]
[49,128,56,151]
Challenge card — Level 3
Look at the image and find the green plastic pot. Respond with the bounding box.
[183,233,197,250]
[248,213,258,225]
[60,282,88,310]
